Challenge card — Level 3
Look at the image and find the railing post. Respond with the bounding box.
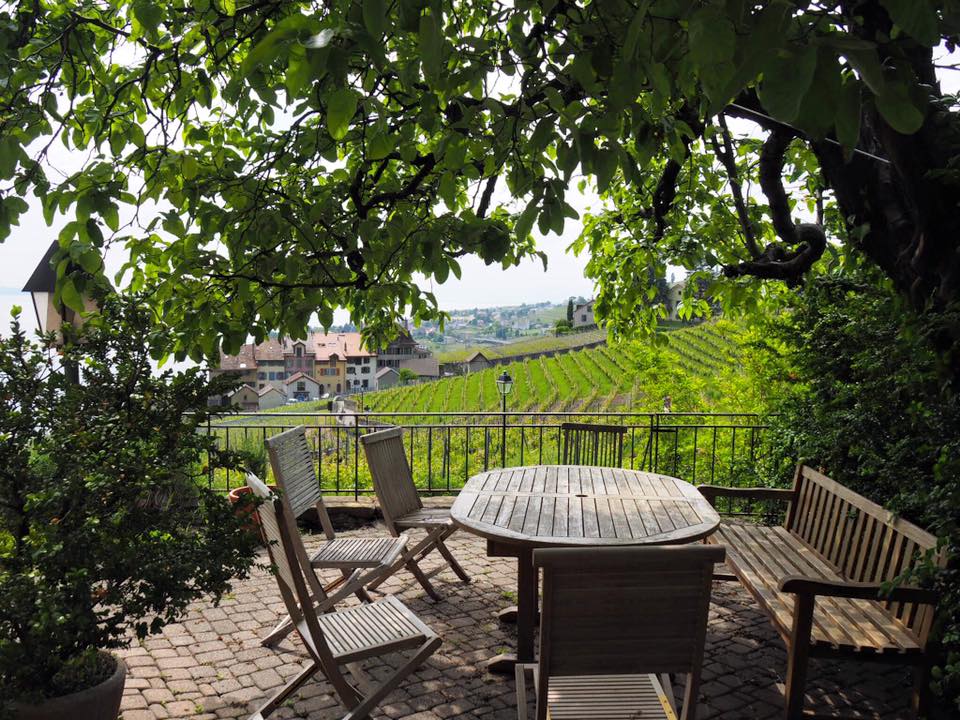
[354,412,360,501]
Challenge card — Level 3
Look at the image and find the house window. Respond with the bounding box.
[258,372,266,380]
[362,379,369,388]
[268,372,276,380]
[581,314,587,321]
[347,367,355,374]
[361,366,369,374]
[337,383,341,392]
[258,383,265,390]
[297,381,305,392]
[295,345,303,357]
[329,358,337,367]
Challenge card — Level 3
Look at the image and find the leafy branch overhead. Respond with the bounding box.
[1,1,959,361]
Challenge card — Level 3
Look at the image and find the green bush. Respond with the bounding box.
[758,275,960,713]
[0,297,260,710]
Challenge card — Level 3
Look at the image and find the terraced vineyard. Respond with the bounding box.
[209,320,766,494]
[366,319,750,415]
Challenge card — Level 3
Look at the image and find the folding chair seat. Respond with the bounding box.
[516,544,725,720]
[360,426,470,600]
[257,426,407,647]
[245,473,441,720]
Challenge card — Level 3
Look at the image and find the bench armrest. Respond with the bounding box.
[779,575,939,605]
[696,485,797,508]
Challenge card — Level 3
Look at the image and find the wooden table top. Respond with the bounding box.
[451,465,720,547]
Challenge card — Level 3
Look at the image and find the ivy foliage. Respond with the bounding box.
[0,297,259,706]
[1,1,958,358]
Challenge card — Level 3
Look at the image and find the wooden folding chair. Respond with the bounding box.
[257,427,408,647]
[244,473,441,720]
[560,421,626,467]
[516,544,726,720]
[360,426,470,600]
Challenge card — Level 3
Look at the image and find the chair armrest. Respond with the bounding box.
[779,575,939,605]
[696,485,797,508]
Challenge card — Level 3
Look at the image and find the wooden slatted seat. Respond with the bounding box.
[699,465,944,719]
[544,674,678,719]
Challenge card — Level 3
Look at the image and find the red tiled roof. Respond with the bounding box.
[254,338,284,361]
[218,344,257,371]
[313,332,372,359]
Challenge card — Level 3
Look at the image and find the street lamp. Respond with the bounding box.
[495,370,513,467]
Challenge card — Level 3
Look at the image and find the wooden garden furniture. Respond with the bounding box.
[257,427,407,648]
[244,473,441,720]
[515,545,725,720]
[559,421,626,467]
[359,426,471,600]
[699,465,945,719]
[451,465,720,673]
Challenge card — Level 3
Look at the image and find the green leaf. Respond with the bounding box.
[182,156,199,180]
[844,48,886,96]
[326,88,358,140]
[879,0,940,45]
[622,0,653,61]
[368,130,393,160]
[514,199,538,240]
[835,78,862,149]
[78,248,102,274]
[59,278,85,313]
[132,0,163,39]
[875,81,925,134]
[363,0,386,38]
[419,13,443,82]
[688,6,735,68]
[758,44,818,122]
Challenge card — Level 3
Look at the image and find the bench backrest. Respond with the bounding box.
[785,465,942,642]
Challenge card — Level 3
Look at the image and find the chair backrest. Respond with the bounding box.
[266,426,336,540]
[560,422,626,467]
[244,473,345,684]
[785,465,943,641]
[360,426,422,532]
[533,544,725,720]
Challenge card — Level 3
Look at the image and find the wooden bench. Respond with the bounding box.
[699,465,945,720]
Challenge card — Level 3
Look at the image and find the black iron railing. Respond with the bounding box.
[205,411,772,499]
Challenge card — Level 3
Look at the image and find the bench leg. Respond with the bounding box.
[911,662,930,719]
[784,594,814,720]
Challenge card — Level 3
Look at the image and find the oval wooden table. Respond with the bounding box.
[450,464,721,673]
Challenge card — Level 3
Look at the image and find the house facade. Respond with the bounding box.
[285,372,321,402]
[257,385,286,410]
[666,281,686,320]
[572,299,596,328]
[465,350,493,373]
[375,366,400,390]
[377,329,439,380]
[228,384,259,411]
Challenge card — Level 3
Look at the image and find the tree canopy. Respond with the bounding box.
[2,1,959,365]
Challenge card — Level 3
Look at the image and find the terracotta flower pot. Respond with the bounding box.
[228,484,276,535]
[13,652,126,720]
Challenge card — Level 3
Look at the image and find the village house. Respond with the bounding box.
[284,372,321,402]
[465,350,494,373]
[228,384,259,411]
[377,328,440,380]
[375,366,400,390]
[257,385,286,410]
[572,299,596,328]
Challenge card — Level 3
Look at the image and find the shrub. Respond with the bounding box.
[0,296,259,709]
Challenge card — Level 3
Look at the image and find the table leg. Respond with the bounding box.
[484,547,537,674]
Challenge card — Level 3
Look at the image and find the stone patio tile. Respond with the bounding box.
[117,526,914,720]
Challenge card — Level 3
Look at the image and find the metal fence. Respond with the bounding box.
[206,411,772,499]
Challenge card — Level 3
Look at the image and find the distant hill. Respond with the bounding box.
[436,328,607,363]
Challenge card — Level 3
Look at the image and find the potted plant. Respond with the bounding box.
[0,296,260,719]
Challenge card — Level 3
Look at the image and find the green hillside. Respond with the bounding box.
[435,328,607,362]
[365,320,755,416]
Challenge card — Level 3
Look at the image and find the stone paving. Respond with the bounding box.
[118,524,915,720]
